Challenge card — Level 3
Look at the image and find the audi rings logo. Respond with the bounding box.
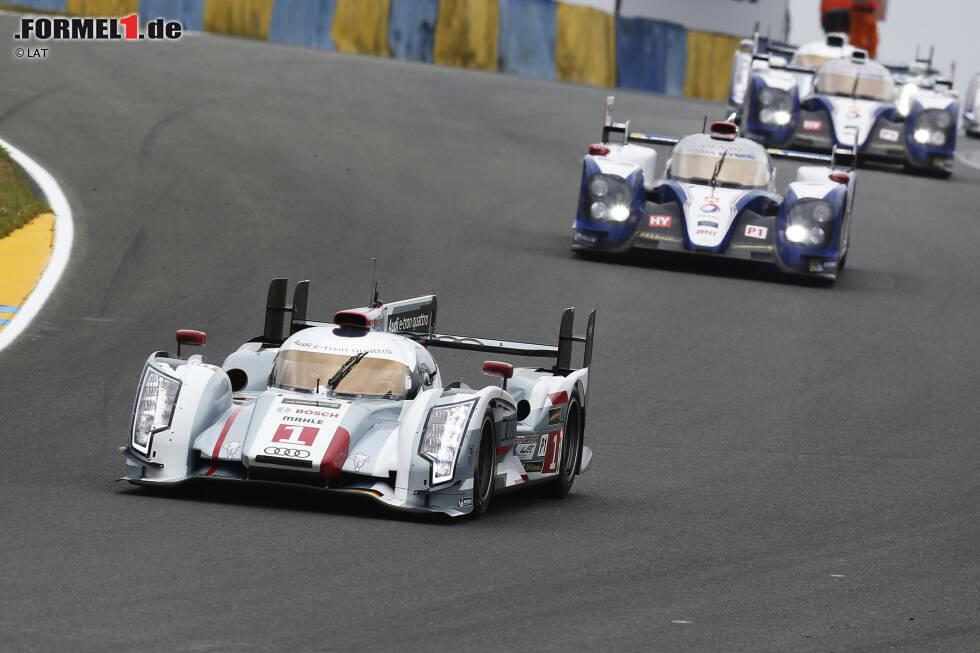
[263,446,310,458]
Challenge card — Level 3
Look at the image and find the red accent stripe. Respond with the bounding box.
[496,444,513,455]
[211,406,244,459]
[320,427,351,478]
[548,391,568,405]
[204,466,218,476]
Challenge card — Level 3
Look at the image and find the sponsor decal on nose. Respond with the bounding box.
[649,214,672,228]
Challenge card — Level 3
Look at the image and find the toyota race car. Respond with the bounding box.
[962,73,980,137]
[743,51,958,177]
[120,279,597,518]
[729,33,863,118]
[571,97,856,281]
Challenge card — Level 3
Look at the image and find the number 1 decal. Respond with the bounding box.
[543,430,562,474]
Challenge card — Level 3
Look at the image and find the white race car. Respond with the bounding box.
[120,279,596,518]
[729,33,863,117]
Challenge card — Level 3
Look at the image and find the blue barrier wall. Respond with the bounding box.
[268,0,337,50]
[616,17,687,96]
[498,0,555,79]
[139,0,204,32]
[12,0,66,9]
[387,0,437,62]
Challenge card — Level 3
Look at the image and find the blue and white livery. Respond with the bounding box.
[572,97,857,282]
[744,52,958,177]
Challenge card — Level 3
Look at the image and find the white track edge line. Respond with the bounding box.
[0,137,73,355]
[954,151,980,172]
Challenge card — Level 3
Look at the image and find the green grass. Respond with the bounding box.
[0,146,50,239]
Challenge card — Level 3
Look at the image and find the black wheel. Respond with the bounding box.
[470,417,496,517]
[547,399,582,498]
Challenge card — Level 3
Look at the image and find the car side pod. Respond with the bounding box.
[176,329,206,357]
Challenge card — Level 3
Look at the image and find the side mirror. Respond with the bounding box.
[482,361,514,390]
[176,329,206,357]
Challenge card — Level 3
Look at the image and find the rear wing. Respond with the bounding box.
[252,278,436,345]
[753,52,816,77]
[397,306,596,376]
[252,279,596,375]
[600,95,833,165]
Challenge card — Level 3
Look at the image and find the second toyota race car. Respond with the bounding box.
[743,51,958,177]
[571,97,856,282]
[120,279,596,518]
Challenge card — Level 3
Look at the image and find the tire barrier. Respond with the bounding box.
[3,0,757,99]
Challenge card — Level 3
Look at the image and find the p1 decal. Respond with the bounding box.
[542,430,563,474]
[649,214,672,228]
[879,128,899,142]
[745,225,768,239]
[803,119,823,131]
[272,424,319,447]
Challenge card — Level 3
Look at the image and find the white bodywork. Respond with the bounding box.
[593,143,657,190]
[679,184,746,249]
[824,97,882,148]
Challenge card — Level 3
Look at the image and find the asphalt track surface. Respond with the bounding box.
[1,16,978,652]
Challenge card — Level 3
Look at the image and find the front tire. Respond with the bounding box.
[547,399,582,498]
[470,417,496,517]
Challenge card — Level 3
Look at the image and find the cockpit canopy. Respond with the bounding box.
[814,59,895,102]
[270,350,411,397]
[667,135,771,190]
[269,327,423,399]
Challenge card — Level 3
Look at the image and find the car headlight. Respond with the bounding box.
[913,109,953,147]
[784,199,834,248]
[586,174,633,223]
[756,87,792,126]
[419,399,476,485]
[131,365,181,455]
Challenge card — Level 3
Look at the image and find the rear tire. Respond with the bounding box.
[547,399,582,498]
[470,417,496,517]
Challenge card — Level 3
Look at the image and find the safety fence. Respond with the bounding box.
[6,0,747,101]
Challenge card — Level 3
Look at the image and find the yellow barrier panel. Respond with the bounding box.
[332,0,392,57]
[65,0,138,16]
[683,30,742,101]
[555,3,616,87]
[0,213,54,330]
[433,0,498,71]
[204,0,275,40]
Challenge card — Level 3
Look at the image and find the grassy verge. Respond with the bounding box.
[0,146,50,239]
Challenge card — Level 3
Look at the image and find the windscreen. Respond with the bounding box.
[669,151,769,189]
[793,53,835,68]
[270,349,410,398]
[815,69,895,101]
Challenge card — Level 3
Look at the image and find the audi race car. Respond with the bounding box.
[571,97,856,281]
[961,73,980,137]
[744,52,958,177]
[120,279,597,518]
[729,33,862,118]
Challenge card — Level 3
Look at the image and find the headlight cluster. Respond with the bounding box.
[586,174,633,223]
[419,399,476,484]
[913,109,954,146]
[755,87,792,126]
[131,365,181,455]
[784,199,835,248]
